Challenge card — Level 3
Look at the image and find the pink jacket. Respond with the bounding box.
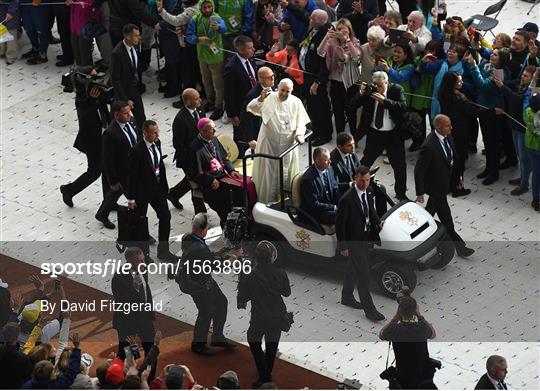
[70,0,101,36]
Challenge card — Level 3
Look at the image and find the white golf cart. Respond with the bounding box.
[226,133,455,297]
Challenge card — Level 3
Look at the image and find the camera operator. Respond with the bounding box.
[379,295,437,389]
[237,241,291,388]
[60,66,111,208]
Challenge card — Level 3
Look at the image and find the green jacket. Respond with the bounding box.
[186,11,227,64]
[524,108,540,152]
[410,57,433,111]
[214,0,246,36]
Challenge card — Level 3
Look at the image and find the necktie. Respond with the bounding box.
[374,101,384,129]
[123,124,136,147]
[192,110,199,123]
[346,154,354,176]
[361,192,369,216]
[129,47,137,72]
[246,60,257,87]
[150,144,159,169]
[497,381,505,390]
[443,137,453,164]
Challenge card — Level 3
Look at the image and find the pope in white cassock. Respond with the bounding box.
[247,78,311,204]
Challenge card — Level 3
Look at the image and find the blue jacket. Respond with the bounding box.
[22,348,81,389]
[280,0,318,41]
[468,61,508,108]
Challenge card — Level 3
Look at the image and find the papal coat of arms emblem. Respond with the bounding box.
[399,211,419,226]
[295,230,311,250]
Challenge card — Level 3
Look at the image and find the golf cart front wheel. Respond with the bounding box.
[431,235,455,269]
[375,263,417,298]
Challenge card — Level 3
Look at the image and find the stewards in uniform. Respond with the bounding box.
[111,247,155,359]
[414,114,475,258]
[238,242,291,388]
[336,166,385,321]
[126,120,177,262]
[181,213,237,356]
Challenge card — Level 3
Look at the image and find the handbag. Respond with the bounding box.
[279,311,294,332]
[80,13,107,40]
[342,59,362,90]
[397,111,423,140]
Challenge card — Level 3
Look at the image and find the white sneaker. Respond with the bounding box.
[221,112,230,124]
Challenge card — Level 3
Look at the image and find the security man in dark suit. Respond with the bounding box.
[111,247,155,359]
[474,355,508,389]
[331,132,388,217]
[168,88,207,213]
[301,9,333,146]
[126,120,176,262]
[111,24,146,130]
[350,71,408,200]
[336,165,385,320]
[414,114,475,258]
[300,147,340,225]
[60,66,111,209]
[181,213,237,356]
[96,100,141,229]
[224,35,258,154]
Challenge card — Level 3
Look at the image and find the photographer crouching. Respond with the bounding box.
[379,293,438,389]
[60,66,112,208]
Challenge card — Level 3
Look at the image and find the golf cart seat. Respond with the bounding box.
[217,134,253,176]
[287,171,336,235]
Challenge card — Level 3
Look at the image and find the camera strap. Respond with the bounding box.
[385,341,396,369]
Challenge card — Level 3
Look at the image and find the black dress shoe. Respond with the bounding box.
[209,109,224,120]
[341,298,363,309]
[482,175,499,185]
[452,188,471,198]
[95,214,115,229]
[60,185,73,207]
[172,100,184,109]
[499,159,518,170]
[476,170,489,179]
[508,177,521,186]
[191,344,216,356]
[167,194,184,210]
[312,137,331,146]
[211,338,237,349]
[510,186,528,196]
[22,48,38,59]
[56,59,73,67]
[456,245,475,258]
[365,309,385,321]
[27,54,48,65]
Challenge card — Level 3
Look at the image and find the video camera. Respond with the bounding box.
[61,70,114,103]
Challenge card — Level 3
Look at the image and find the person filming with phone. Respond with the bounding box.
[379,294,437,389]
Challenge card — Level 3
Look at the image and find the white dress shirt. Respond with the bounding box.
[123,40,138,69]
[117,121,138,147]
[370,88,395,131]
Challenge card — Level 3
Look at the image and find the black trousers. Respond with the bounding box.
[181,45,201,90]
[130,91,146,131]
[191,280,228,345]
[450,125,469,190]
[63,151,107,197]
[341,245,376,312]
[312,209,337,225]
[247,319,281,383]
[479,111,503,178]
[169,171,208,213]
[134,189,171,253]
[116,321,155,360]
[361,128,407,198]
[425,193,465,247]
[329,80,357,134]
[96,186,123,220]
[53,4,73,62]
[202,182,244,227]
[305,79,333,141]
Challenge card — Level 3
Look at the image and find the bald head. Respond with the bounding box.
[310,9,328,29]
[258,66,275,88]
[182,88,201,109]
[434,114,452,136]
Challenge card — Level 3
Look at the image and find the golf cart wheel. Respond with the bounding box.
[432,235,455,269]
[254,235,287,265]
[375,263,417,298]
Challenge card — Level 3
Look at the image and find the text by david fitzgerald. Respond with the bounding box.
[41,300,163,315]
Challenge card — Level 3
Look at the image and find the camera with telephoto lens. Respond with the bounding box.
[395,285,411,303]
[61,70,114,103]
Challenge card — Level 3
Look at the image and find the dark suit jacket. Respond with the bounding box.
[126,139,169,202]
[172,106,205,168]
[111,41,143,102]
[335,186,380,252]
[111,269,155,333]
[474,374,502,390]
[188,136,236,189]
[224,55,258,118]
[330,148,360,192]
[303,23,330,84]
[349,83,407,132]
[102,120,141,187]
[239,83,263,143]
[414,131,458,198]
[73,96,110,156]
[300,164,340,214]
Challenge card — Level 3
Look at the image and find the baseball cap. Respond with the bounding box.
[520,22,539,34]
[21,300,41,324]
[105,358,125,385]
[165,366,184,389]
[81,353,94,369]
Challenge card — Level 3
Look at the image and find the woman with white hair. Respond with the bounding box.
[358,26,393,84]
[248,78,310,204]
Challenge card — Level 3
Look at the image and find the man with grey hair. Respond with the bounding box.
[475,355,508,389]
[350,71,408,200]
[300,9,333,147]
[392,10,432,55]
[300,147,341,224]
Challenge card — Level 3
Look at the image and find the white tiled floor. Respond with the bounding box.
[1,0,539,388]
